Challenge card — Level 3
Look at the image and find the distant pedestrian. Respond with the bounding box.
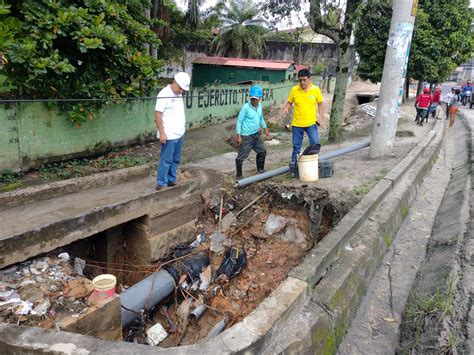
[283,68,324,164]
[235,85,270,179]
[448,89,461,128]
[414,87,433,126]
[154,72,191,190]
[443,87,456,120]
[429,86,441,119]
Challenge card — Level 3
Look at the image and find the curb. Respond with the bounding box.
[264,119,445,354]
[0,121,446,354]
[0,164,152,210]
[399,112,473,352]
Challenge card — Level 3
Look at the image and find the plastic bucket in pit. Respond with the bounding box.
[92,274,116,303]
[297,154,319,182]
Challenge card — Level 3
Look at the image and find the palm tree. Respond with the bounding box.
[211,0,269,58]
[186,0,203,29]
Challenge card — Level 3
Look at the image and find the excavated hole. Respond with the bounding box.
[0,183,348,348]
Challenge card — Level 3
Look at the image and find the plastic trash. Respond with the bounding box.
[265,213,289,236]
[199,265,211,291]
[210,232,231,254]
[58,252,70,261]
[189,233,206,248]
[146,322,168,346]
[32,299,50,315]
[215,247,247,283]
[180,252,210,282]
[74,257,86,275]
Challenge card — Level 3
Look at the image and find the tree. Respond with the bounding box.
[211,0,269,58]
[308,0,362,143]
[355,0,473,87]
[1,0,162,126]
[264,0,363,143]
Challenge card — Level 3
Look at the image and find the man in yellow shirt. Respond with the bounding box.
[283,68,324,162]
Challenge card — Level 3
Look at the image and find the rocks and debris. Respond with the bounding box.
[209,232,231,254]
[147,322,169,346]
[134,186,328,347]
[0,255,92,329]
[360,103,377,118]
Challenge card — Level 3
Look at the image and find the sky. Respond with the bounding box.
[177,0,309,30]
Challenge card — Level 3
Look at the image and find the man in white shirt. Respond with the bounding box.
[155,72,191,190]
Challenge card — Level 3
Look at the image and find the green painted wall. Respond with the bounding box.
[0,82,291,170]
[191,64,294,87]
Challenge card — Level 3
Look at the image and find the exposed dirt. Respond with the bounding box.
[117,183,335,347]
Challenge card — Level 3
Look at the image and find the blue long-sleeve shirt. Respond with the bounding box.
[236,101,267,136]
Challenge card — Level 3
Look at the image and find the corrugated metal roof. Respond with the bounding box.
[192,56,294,71]
[295,64,310,73]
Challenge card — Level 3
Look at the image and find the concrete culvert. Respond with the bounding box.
[0,183,347,349]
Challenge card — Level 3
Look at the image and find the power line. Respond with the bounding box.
[0,85,295,104]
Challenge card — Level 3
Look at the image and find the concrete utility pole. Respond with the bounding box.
[369,0,417,158]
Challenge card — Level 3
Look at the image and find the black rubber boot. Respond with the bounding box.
[236,160,243,179]
[256,153,266,174]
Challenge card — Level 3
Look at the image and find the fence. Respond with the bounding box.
[0,82,293,171]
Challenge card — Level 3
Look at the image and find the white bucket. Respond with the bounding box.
[297,154,319,182]
[92,274,116,304]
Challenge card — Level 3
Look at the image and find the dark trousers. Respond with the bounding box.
[415,108,428,123]
[236,133,266,163]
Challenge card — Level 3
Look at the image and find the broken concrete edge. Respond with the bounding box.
[0,164,153,210]
[266,121,446,354]
[0,177,202,268]
[0,123,445,354]
[289,119,444,288]
[399,115,472,353]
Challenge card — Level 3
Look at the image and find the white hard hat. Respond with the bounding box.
[174,72,190,91]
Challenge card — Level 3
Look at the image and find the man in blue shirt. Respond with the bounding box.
[235,85,270,179]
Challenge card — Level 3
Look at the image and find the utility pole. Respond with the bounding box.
[369,0,417,158]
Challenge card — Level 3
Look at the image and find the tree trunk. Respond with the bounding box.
[404,76,410,100]
[416,81,423,96]
[144,8,150,55]
[328,42,350,143]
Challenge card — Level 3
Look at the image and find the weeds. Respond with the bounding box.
[353,169,388,195]
[404,277,457,353]
[38,153,146,180]
[0,169,20,184]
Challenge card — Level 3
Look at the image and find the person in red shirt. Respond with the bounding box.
[429,86,441,119]
[415,87,433,126]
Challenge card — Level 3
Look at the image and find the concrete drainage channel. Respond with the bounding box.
[0,175,340,352]
[0,120,445,354]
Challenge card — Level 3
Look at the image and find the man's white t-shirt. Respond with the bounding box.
[155,85,186,140]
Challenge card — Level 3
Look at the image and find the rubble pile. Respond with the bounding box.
[0,254,92,329]
[124,186,319,347]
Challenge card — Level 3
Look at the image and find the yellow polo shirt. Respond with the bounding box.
[287,83,324,127]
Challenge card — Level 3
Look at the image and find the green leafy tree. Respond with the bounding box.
[355,0,473,87]
[264,0,363,143]
[211,0,269,58]
[0,0,162,126]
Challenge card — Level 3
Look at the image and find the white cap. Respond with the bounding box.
[174,72,190,91]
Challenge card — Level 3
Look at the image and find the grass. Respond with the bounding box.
[403,277,457,354]
[352,169,388,195]
[37,152,146,180]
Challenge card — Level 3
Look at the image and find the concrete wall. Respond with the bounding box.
[0,82,290,170]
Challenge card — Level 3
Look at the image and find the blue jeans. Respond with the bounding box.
[156,136,184,187]
[291,125,319,162]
